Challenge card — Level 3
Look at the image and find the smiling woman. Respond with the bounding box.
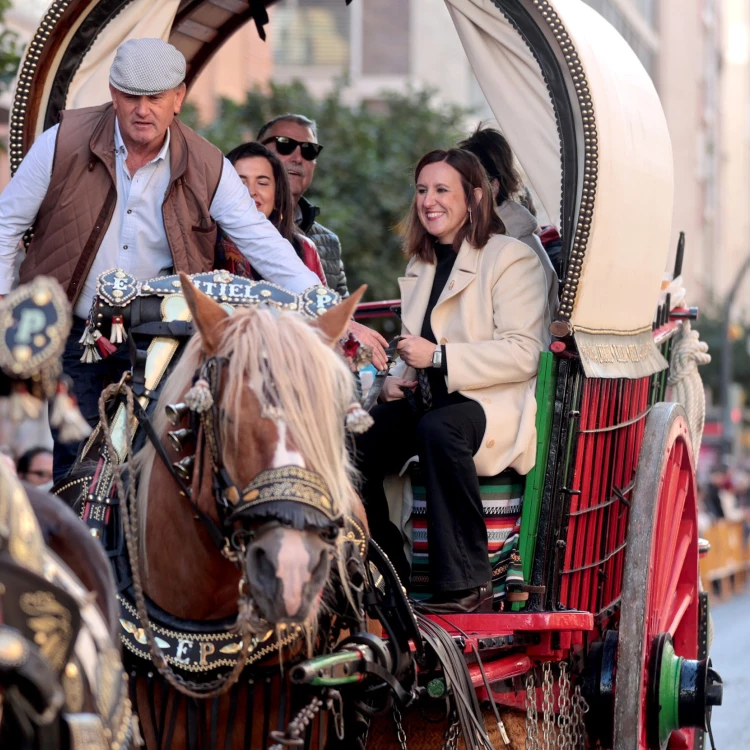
[355,148,554,612]
[215,140,327,283]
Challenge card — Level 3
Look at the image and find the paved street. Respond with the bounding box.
[708,585,750,749]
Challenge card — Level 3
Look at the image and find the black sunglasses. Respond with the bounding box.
[262,136,323,161]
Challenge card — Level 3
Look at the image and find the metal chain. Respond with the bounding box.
[441,711,460,750]
[557,663,573,750]
[529,665,591,750]
[541,663,557,750]
[571,685,589,750]
[392,704,408,750]
[525,672,540,750]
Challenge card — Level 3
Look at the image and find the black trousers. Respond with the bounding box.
[52,317,131,483]
[355,398,491,592]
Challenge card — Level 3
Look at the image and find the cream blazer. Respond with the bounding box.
[396,234,550,476]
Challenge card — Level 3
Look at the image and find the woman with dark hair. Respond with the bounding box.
[356,149,548,613]
[459,125,559,317]
[215,142,326,283]
[16,446,53,489]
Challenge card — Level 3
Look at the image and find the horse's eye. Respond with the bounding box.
[322,525,339,544]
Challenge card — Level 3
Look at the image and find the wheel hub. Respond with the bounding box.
[647,633,723,749]
[582,629,618,746]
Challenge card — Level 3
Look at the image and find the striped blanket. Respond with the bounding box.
[408,467,525,607]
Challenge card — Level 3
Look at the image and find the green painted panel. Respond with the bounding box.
[514,351,558,609]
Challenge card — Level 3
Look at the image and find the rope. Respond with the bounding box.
[97,382,260,699]
[667,322,711,456]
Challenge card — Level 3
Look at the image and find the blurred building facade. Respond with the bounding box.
[187,0,489,122]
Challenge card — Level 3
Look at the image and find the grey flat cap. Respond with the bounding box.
[109,38,186,96]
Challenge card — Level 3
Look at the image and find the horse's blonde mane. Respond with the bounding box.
[135,305,360,560]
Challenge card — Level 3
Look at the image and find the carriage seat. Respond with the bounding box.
[407,465,526,608]
[402,351,557,610]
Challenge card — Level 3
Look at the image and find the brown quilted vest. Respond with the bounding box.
[19,103,224,305]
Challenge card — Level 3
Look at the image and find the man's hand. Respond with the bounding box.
[397,335,436,370]
[349,320,389,371]
[381,377,417,402]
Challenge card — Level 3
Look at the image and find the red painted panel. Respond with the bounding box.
[423,611,594,633]
[561,374,651,616]
[467,654,533,687]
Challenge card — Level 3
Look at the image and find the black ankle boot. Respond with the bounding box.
[419,582,494,614]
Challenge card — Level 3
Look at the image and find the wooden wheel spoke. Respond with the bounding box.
[652,462,680,600]
[655,468,688,604]
[666,583,693,637]
[657,520,693,633]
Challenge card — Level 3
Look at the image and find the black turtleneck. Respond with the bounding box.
[421,243,456,345]
[420,243,467,408]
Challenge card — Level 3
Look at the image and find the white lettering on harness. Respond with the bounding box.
[16,309,46,343]
[174,638,193,665]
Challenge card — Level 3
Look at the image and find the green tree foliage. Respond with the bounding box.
[182,81,472,300]
[0,0,21,93]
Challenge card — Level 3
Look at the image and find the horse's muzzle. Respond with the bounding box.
[244,526,331,623]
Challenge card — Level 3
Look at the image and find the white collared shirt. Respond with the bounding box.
[0,118,320,316]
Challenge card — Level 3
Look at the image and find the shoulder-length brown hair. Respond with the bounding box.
[401,148,505,262]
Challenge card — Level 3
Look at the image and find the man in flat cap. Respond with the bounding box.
[0,38,323,481]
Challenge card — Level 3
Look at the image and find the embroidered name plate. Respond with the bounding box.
[97,269,340,318]
[118,595,300,679]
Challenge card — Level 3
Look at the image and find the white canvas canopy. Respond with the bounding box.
[10,0,675,377]
[446,0,674,377]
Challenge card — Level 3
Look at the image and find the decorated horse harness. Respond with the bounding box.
[59,270,375,689]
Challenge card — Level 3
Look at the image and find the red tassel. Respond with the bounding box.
[95,331,117,358]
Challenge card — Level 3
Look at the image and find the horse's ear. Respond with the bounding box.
[311,285,366,346]
[179,273,228,354]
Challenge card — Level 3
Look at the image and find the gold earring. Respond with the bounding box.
[468,208,473,225]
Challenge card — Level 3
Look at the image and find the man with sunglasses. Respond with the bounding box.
[258,114,388,369]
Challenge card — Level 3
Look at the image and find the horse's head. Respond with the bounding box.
[141,275,365,626]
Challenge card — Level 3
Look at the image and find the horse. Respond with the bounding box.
[112,275,371,749]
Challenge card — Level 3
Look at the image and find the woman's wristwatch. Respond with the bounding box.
[431,344,443,369]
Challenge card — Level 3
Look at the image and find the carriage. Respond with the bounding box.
[6,1,724,749]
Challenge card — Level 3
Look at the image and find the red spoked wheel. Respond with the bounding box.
[613,403,721,750]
